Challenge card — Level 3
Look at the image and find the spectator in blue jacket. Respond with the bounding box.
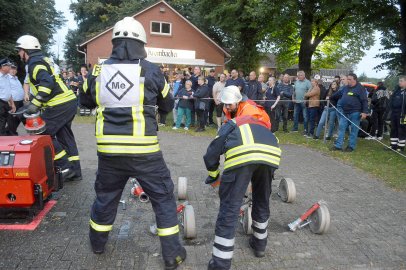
[264,76,280,132]
[193,76,210,132]
[276,74,293,132]
[226,69,245,92]
[244,71,262,103]
[330,73,368,152]
[173,80,193,130]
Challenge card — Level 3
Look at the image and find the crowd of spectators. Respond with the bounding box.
[162,65,405,153]
[2,56,403,153]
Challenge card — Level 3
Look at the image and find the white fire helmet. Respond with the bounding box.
[220,86,242,104]
[15,35,41,50]
[112,17,147,44]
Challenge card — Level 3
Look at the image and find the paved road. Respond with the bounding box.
[0,122,405,270]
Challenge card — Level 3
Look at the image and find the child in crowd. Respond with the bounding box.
[173,80,194,130]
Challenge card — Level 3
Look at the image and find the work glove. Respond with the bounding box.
[205,175,221,188]
[26,103,39,114]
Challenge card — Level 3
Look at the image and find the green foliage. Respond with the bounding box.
[374,1,405,73]
[65,0,155,68]
[0,0,65,60]
[198,0,269,72]
[384,70,401,91]
[63,29,85,70]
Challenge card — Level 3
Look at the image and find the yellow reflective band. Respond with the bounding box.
[208,169,220,178]
[239,124,254,144]
[139,82,145,135]
[97,144,160,154]
[95,81,100,106]
[225,143,282,159]
[96,135,158,144]
[54,150,67,161]
[157,225,179,236]
[68,156,80,161]
[96,106,105,136]
[45,91,76,107]
[83,79,89,93]
[89,219,113,232]
[38,86,52,94]
[29,82,38,95]
[224,153,280,170]
[161,80,170,98]
[57,79,71,93]
[32,65,48,81]
[132,67,145,136]
[31,98,42,107]
[92,64,101,76]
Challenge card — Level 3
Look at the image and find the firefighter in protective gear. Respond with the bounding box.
[221,85,271,127]
[79,17,186,269]
[16,35,81,181]
[204,115,281,270]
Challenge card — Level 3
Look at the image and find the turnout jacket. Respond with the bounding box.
[80,58,173,156]
[204,116,281,179]
[27,52,76,107]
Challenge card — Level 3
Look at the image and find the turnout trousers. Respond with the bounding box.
[211,164,274,270]
[89,154,183,261]
[390,112,406,151]
[41,100,81,176]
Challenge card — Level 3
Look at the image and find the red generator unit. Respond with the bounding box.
[0,135,61,214]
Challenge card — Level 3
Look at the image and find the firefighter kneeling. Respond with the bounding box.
[204,113,281,270]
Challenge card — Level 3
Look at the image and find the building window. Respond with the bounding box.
[151,21,172,35]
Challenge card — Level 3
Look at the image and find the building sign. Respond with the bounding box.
[145,47,195,59]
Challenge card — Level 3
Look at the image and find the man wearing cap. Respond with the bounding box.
[0,58,16,135]
[7,63,25,135]
[80,17,186,269]
[221,85,270,128]
[15,35,81,181]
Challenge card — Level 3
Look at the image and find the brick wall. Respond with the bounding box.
[84,2,226,74]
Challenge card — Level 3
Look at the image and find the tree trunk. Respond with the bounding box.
[298,0,316,78]
[399,0,406,74]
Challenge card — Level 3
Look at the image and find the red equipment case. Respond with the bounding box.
[0,135,60,211]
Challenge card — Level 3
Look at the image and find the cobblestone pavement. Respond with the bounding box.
[0,123,405,270]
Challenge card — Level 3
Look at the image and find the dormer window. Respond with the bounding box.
[151,21,172,36]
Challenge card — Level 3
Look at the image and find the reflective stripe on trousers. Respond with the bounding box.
[252,219,268,240]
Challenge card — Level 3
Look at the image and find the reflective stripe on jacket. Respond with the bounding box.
[204,116,281,174]
[28,55,76,107]
[80,59,173,156]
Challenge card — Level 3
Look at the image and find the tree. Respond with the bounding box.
[375,0,406,74]
[65,0,154,69]
[64,29,85,70]
[0,0,65,60]
[198,0,269,72]
[200,0,398,76]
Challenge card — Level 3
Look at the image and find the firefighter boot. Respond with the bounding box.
[164,247,186,270]
[207,259,224,270]
[61,168,76,182]
[249,238,265,258]
[89,227,109,254]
